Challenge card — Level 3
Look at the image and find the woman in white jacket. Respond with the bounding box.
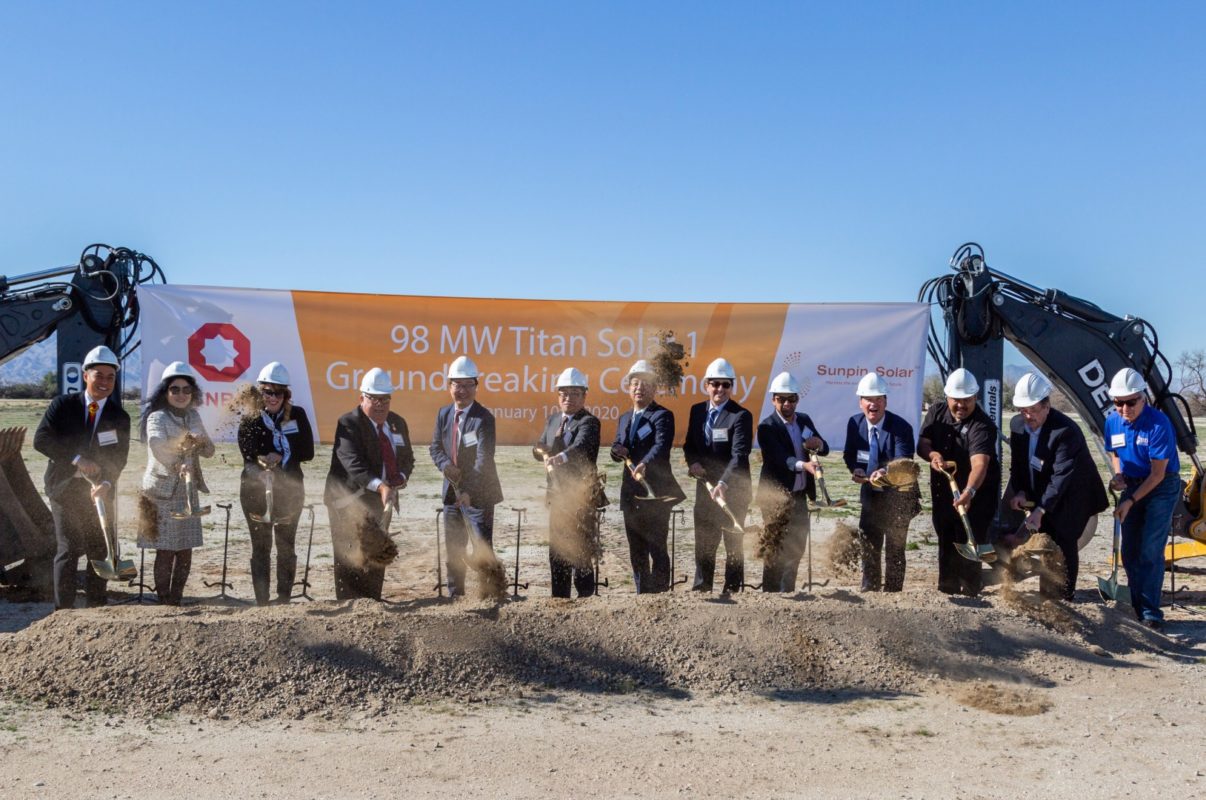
[138,361,214,605]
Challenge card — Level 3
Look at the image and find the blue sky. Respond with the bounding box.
[1,1,1202,368]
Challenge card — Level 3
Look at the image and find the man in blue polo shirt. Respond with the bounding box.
[1103,368,1182,631]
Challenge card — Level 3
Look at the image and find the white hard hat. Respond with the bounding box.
[944,368,980,399]
[704,358,736,381]
[768,371,801,394]
[83,345,120,370]
[1012,372,1052,408]
[556,367,588,389]
[1108,368,1147,399]
[359,367,394,395]
[162,361,197,382]
[256,361,291,386]
[856,372,889,397]
[448,356,479,380]
[623,359,655,385]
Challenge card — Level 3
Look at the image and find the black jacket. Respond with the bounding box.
[324,407,415,506]
[534,408,601,503]
[429,401,504,508]
[756,411,829,504]
[610,401,686,507]
[682,399,753,512]
[238,405,316,514]
[34,393,131,503]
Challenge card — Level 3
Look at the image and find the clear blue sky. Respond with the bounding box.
[1,1,1202,365]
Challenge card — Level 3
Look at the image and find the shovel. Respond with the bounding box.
[698,477,745,534]
[88,479,137,581]
[171,468,211,519]
[808,450,846,509]
[1098,492,1131,605]
[624,458,677,503]
[931,460,995,564]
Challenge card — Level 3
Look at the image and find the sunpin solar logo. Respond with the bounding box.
[187,322,251,382]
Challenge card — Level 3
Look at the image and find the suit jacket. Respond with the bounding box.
[757,411,829,504]
[533,408,601,503]
[34,393,131,504]
[141,407,214,500]
[843,410,915,501]
[238,405,315,512]
[324,407,415,507]
[429,401,503,508]
[682,399,752,511]
[610,401,686,507]
[1007,408,1108,542]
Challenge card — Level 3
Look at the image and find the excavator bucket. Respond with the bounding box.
[0,427,56,596]
[1164,466,1206,564]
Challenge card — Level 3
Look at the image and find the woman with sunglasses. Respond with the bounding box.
[1103,368,1182,631]
[138,361,215,605]
[237,362,315,605]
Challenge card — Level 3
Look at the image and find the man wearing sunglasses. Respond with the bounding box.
[917,368,1000,596]
[683,357,752,593]
[1103,368,1182,631]
[1005,372,1107,601]
[755,372,828,592]
[324,367,414,600]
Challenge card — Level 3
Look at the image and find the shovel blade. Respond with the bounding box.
[1097,575,1132,605]
[117,559,138,580]
[954,542,981,563]
[90,558,121,582]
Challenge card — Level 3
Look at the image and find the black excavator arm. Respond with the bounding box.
[920,242,1200,472]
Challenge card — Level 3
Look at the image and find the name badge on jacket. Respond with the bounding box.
[1110,433,1126,449]
[857,450,870,464]
[1029,455,1043,471]
[392,432,406,446]
[712,427,730,443]
[97,429,119,446]
[636,424,652,441]
[462,430,479,447]
[281,420,299,434]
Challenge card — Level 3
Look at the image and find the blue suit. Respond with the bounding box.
[842,410,916,591]
[610,401,686,593]
[755,412,828,592]
[430,402,503,597]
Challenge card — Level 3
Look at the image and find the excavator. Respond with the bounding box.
[0,244,163,597]
[920,242,1205,582]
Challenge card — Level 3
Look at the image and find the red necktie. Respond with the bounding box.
[451,410,463,466]
[87,401,99,429]
[378,424,403,486]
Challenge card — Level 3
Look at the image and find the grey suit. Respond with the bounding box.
[533,409,601,597]
[429,402,503,596]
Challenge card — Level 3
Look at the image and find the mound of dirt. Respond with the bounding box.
[0,590,1164,720]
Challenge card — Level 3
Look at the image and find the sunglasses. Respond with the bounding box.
[168,385,194,396]
[708,381,733,389]
[1113,397,1142,409]
[773,395,799,404]
[260,388,284,398]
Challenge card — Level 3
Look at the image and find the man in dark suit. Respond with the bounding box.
[33,345,131,610]
[1006,372,1108,600]
[533,367,601,598]
[683,357,752,593]
[842,372,917,592]
[610,359,686,593]
[323,367,415,600]
[429,356,503,597]
[756,372,828,592]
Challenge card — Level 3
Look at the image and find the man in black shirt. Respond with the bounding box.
[917,368,1000,596]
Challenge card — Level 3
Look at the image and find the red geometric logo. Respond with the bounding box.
[187,322,251,382]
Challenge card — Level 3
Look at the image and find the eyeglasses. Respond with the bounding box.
[1113,397,1142,408]
[773,395,799,404]
[450,380,477,389]
[260,388,284,398]
[558,389,585,398]
[363,394,391,404]
[168,385,194,396]
[707,381,732,389]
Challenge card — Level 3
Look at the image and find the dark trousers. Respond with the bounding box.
[548,501,595,598]
[693,498,746,593]
[246,517,299,605]
[622,500,672,593]
[933,508,983,596]
[761,493,811,593]
[328,502,386,601]
[444,504,495,597]
[153,548,192,605]
[50,497,107,609]
[859,487,917,592]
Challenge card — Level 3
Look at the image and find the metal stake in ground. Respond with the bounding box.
[800,506,830,592]
[592,507,609,590]
[669,507,688,589]
[433,507,445,597]
[291,505,316,601]
[203,503,247,603]
[114,546,157,605]
[510,506,529,598]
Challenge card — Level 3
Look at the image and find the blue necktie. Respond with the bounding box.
[705,407,720,444]
[867,426,880,474]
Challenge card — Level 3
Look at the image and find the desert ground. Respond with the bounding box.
[1,398,1203,799]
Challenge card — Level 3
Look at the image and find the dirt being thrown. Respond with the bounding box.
[953,682,1052,716]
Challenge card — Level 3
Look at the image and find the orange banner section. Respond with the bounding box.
[291,291,789,445]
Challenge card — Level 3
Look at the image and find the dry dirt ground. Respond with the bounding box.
[1,400,1204,798]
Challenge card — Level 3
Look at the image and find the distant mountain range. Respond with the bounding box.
[0,334,143,386]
